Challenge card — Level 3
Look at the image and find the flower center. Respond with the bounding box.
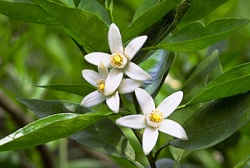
[96,79,105,93]
[146,109,164,127]
[110,52,127,69]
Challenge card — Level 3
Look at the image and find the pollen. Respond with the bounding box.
[96,79,105,93]
[149,109,164,123]
[110,52,127,68]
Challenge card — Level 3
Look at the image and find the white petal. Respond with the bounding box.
[98,62,109,79]
[158,119,188,140]
[116,115,147,129]
[108,23,123,53]
[84,52,111,67]
[104,68,123,96]
[81,91,106,107]
[118,79,143,94]
[82,70,101,86]
[158,91,183,118]
[124,36,147,60]
[124,62,152,81]
[135,88,155,116]
[142,127,158,155]
[106,91,120,113]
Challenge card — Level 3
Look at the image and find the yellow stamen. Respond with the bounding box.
[110,52,127,68]
[96,79,105,93]
[149,109,163,123]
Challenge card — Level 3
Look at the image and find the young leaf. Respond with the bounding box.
[170,92,250,150]
[182,50,222,103]
[187,62,250,105]
[70,118,136,161]
[78,0,111,25]
[0,0,56,24]
[122,0,181,42]
[152,18,250,52]
[32,0,109,52]
[177,0,228,29]
[36,84,95,97]
[0,112,112,151]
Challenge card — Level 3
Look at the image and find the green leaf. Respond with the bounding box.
[78,0,111,25]
[152,18,250,52]
[177,0,228,29]
[0,0,56,24]
[122,0,181,41]
[33,0,109,52]
[0,112,112,151]
[170,92,250,150]
[140,50,175,97]
[132,0,159,22]
[70,118,135,161]
[155,158,175,168]
[17,98,91,118]
[17,98,135,160]
[182,50,222,103]
[187,62,250,105]
[37,84,95,97]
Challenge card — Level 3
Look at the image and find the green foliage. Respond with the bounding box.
[0,0,250,167]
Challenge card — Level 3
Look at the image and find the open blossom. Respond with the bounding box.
[81,63,142,113]
[116,88,188,155]
[84,23,151,81]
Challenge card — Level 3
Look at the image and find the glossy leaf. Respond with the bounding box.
[78,0,110,25]
[187,62,250,105]
[0,111,112,151]
[33,0,109,52]
[155,158,175,168]
[170,92,250,150]
[177,0,228,29]
[132,0,159,22]
[0,0,56,24]
[122,0,181,41]
[153,18,250,52]
[37,84,95,97]
[140,50,175,97]
[17,98,92,118]
[70,118,135,161]
[182,50,222,103]
[18,98,135,160]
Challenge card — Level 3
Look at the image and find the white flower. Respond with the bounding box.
[84,23,152,81]
[81,63,142,113]
[116,88,188,155]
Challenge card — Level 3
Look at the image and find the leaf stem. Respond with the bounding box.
[173,149,184,168]
[154,141,170,160]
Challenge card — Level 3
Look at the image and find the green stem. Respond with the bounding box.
[173,149,184,168]
[105,0,114,23]
[154,142,170,160]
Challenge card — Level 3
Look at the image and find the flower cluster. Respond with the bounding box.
[81,23,151,113]
[81,23,187,155]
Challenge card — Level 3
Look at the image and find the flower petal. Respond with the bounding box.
[116,114,147,129]
[142,127,158,155]
[81,91,106,107]
[106,91,120,113]
[124,36,147,60]
[84,52,111,67]
[104,68,123,96]
[124,62,152,81]
[158,91,183,118]
[118,79,143,94]
[98,62,109,79]
[108,23,123,53]
[135,88,155,116]
[82,70,101,86]
[158,119,188,140]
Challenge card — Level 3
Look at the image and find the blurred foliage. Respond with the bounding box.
[0,0,250,167]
